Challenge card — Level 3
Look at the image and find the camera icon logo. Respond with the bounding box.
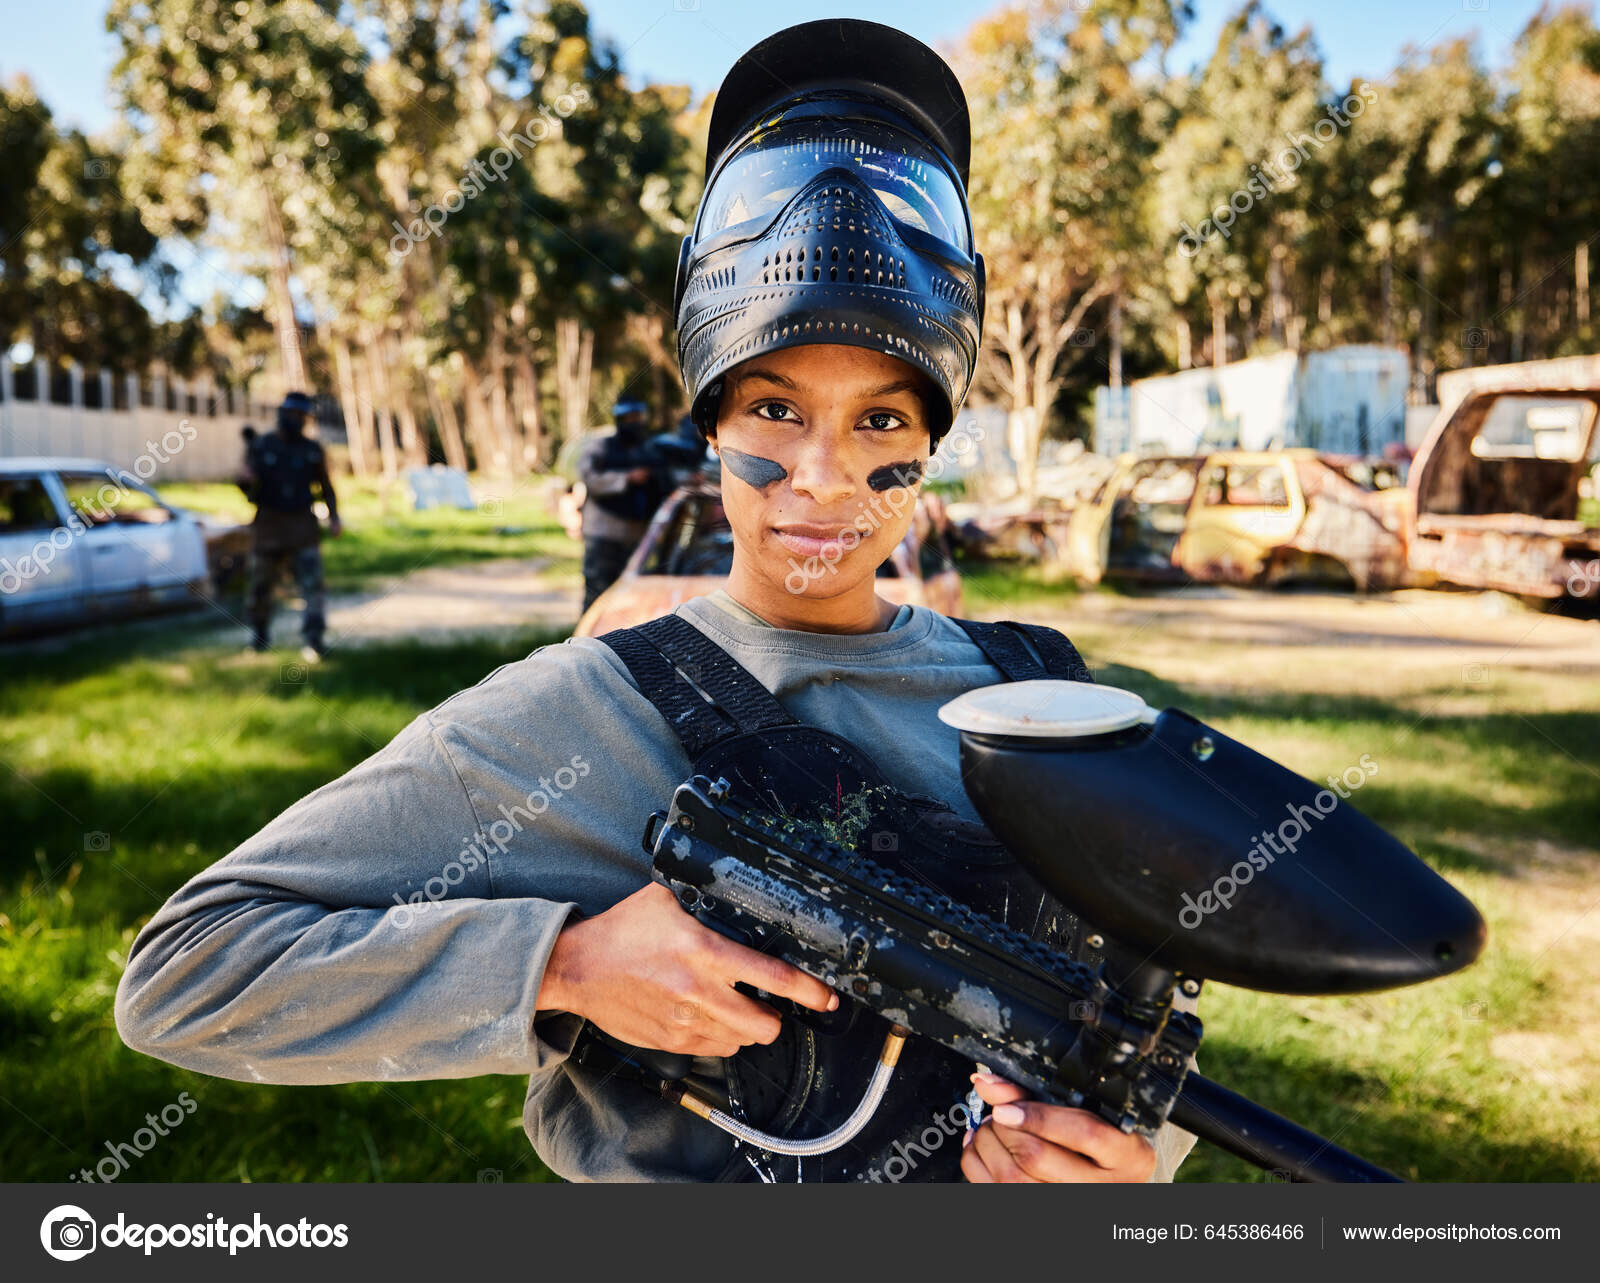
[870,831,898,853]
[40,1205,97,1261]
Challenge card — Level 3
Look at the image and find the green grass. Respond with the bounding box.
[158,477,579,595]
[2,563,1597,1182]
[1,624,570,1182]
[956,554,1084,611]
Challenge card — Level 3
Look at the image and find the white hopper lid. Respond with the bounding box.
[938,680,1152,738]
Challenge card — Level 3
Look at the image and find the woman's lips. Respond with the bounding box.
[772,525,854,558]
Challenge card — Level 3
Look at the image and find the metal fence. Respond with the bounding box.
[0,358,281,482]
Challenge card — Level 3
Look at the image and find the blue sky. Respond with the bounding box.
[2,0,1574,135]
[0,0,1572,323]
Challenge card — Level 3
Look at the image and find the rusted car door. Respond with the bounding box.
[1176,455,1305,583]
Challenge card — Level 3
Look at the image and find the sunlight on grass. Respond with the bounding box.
[2,560,1597,1182]
[158,476,579,594]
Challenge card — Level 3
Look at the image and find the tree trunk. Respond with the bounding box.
[555,316,595,445]
[513,347,545,470]
[459,357,504,476]
[1577,240,1590,327]
[385,333,426,469]
[1417,228,1436,399]
[330,334,372,478]
[364,337,400,479]
[425,367,470,473]
[258,176,305,392]
[1108,286,1123,390]
[487,310,517,475]
[1176,315,1192,370]
[1381,249,1394,348]
[1267,237,1288,346]
[1210,290,1227,367]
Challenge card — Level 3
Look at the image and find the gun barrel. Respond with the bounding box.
[1168,1074,1402,1183]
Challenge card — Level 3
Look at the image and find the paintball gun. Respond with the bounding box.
[625,680,1486,1182]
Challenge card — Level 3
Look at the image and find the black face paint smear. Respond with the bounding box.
[720,447,788,489]
[866,459,925,492]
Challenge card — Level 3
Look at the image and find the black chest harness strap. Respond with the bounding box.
[588,609,1095,1182]
[602,612,1089,724]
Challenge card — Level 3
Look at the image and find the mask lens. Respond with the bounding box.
[698,117,970,254]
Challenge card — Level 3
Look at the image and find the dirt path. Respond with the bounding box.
[239,555,582,649]
[313,556,581,646]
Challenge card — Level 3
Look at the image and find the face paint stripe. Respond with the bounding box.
[867,460,925,492]
[721,447,788,488]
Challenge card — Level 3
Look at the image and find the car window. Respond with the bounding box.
[1122,460,1198,507]
[0,477,59,532]
[58,471,174,527]
[1471,396,1597,461]
[1201,462,1290,509]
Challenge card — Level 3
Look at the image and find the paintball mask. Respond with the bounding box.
[277,390,316,436]
[674,20,985,451]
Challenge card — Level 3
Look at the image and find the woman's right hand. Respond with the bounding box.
[537,882,839,1058]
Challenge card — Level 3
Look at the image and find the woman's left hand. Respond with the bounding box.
[960,1071,1157,1183]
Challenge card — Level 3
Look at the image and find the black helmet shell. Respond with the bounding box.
[677,21,985,452]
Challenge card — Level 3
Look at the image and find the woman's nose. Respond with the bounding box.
[785,433,857,506]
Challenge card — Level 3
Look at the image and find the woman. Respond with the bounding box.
[116,19,1197,1184]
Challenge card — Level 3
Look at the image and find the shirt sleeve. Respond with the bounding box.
[577,438,633,495]
[114,697,585,1086]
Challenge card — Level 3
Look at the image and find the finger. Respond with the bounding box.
[970,1073,1031,1106]
[971,1122,1038,1183]
[989,1122,1104,1183]
[700,986,785,1046]
[960,1142,995,1184]
[990,1102,1151,1175]
[722,942,839,1013]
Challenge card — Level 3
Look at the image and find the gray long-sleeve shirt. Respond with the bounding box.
[115,590,1198,1182]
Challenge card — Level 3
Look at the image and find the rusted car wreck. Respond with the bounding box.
[1064,449,1411,591]
[1408,357,1600,600]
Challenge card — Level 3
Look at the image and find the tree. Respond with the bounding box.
[961,0,1187,498]
[108,0,384,392]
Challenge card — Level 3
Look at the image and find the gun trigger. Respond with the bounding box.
[641,810,668,855]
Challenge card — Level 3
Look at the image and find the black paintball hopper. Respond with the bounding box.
[939,681,1487,994]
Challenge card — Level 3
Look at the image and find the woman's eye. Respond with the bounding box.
[754,402,795,421]
[863,411,906,431]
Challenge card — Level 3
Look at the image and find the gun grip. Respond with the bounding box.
[589,1030,695,1083]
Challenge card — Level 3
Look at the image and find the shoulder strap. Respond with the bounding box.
[1005,621,1094,684]
[636,616,798,733]
[950,618,1093,684]
[596,614,796,759]
[597,623,741,759]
